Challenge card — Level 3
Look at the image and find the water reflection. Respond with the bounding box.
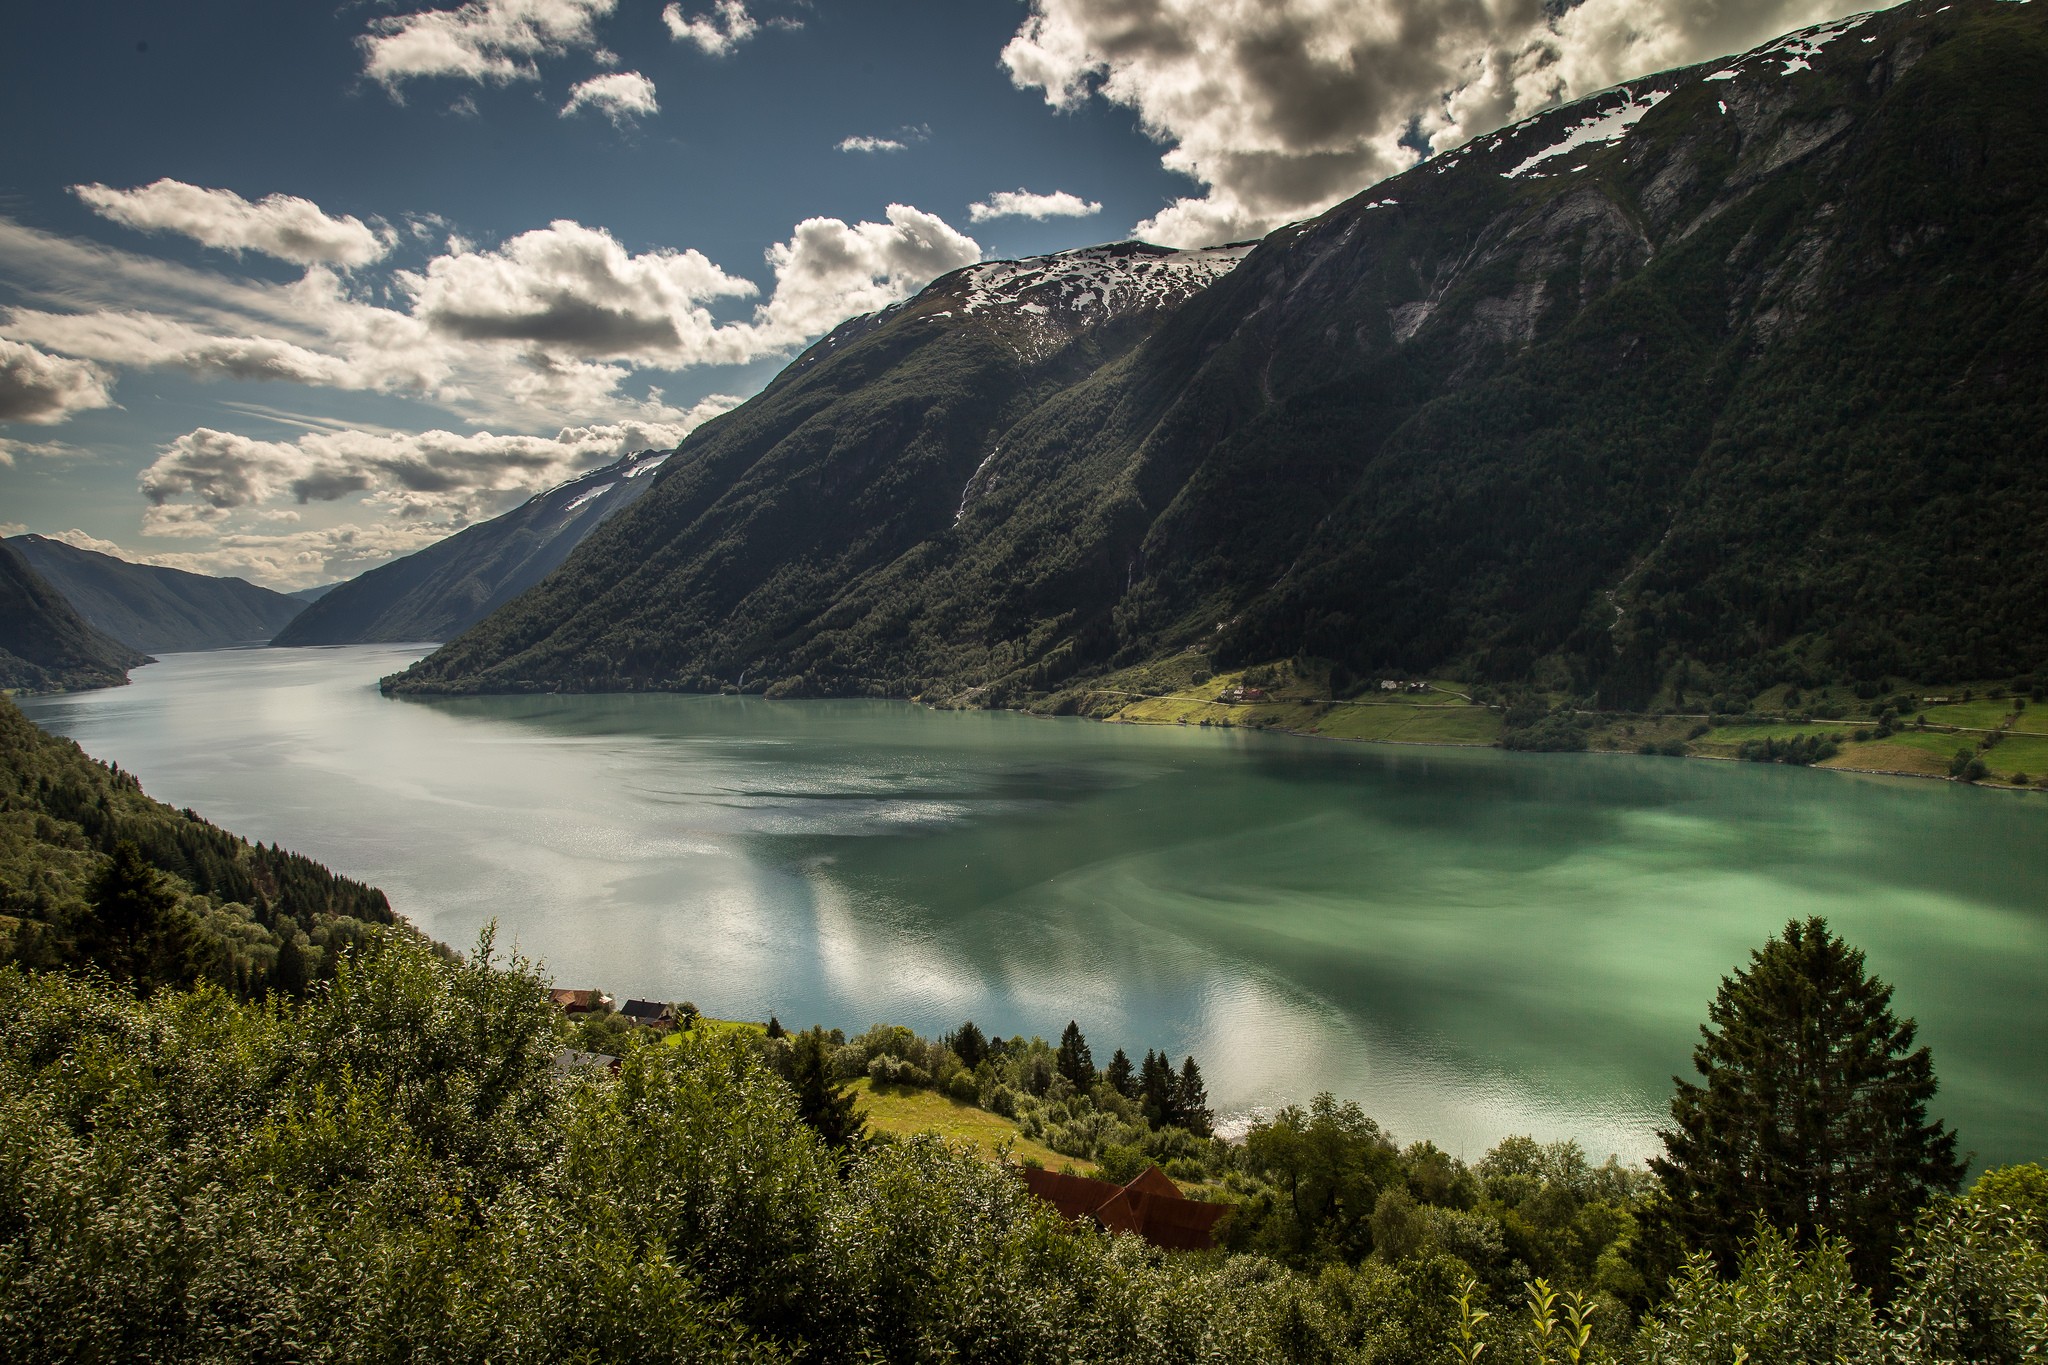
[22,645,2048,1167]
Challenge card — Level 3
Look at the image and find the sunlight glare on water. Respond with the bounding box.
[22,645,2048,1167]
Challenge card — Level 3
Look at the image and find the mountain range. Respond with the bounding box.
[387,0,2047,710]
[272,449,674,647]
[0,540,150,694]
[8,534,304,655]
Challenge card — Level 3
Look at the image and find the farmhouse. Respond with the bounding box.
[1015,1164,1229,1252]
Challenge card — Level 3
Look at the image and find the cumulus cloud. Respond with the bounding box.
[1001,0,1864,246]
[139,407,731,539]
[968,189,1102,223]
[664,1,751,55]
[750,205,981,343]
[0,339,117,424]
[1,196,976,443]
[560,70,659,125]
[402,219,759,363]
[73,180,392,268]
[361,0,617,94]
[838,135,907,154]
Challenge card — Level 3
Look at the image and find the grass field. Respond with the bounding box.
[1917,699,2045,733]
[849,1078,1089,1172]
[1818,737,1956,778]
[1096,662,1498,747]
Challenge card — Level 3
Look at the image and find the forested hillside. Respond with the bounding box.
[390,0,2048,713]
[0,539,147,694]
[10,534,304,653]
[0,693,394,993]
[272,449,673,647]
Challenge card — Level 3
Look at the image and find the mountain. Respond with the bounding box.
[8,535,304,654]
[0,540,150,694]
[272,449,674,647]
[289,583,342,603]
[391,0,2048,710]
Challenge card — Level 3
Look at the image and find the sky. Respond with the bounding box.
[0,0,1867,590]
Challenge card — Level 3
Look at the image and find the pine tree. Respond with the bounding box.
[765,1014,784,1039]
[948,1019,988,1070]
[271,932,309,998]
[1139,1048,1176,1127]
[1174,1055,1213,1138]
[81,840,203,994]
[1650,917,1964,1290]
[789,1029,865,1151]
[1055,1020,1095,1090]
[1105,1047,1136,1098]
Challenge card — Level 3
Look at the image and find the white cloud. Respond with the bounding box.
[401,218,759,364]
[1001,0,1864,247]
[838,135,907,154]
[560,70,659,125]
[73,180,392,268]
[967,188,1103,223]
[749,205,982,344]
[0,339,117,425]
[0,437,92,467]
[0,522,22,536]
[663,0,762,55]
[0,198,977,438]
[134,404,737,578]
[361,0,617,94]
[41,527,129,557]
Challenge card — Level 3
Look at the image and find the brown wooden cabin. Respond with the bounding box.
[1016,1164,1228,1252]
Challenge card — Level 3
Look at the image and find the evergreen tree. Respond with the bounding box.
[789,1029,865,1151]
[1105,1047,1136,1098]
[1650,917,1965,1290]
[948,1019,988,1070]
[80,840,203,994]
[1139,1048,1176,1127]
[270,932,309,998]
[1055,1020,1095,1090]
[1175,1055,1213,1138]
[765,1014,784,1039]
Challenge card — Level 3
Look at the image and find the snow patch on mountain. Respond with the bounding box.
[1504,90,1670,179]
[958,243,1253,319]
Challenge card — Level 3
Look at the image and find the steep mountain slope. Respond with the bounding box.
[393,0,2048,709]
[273,449,673,646]
[9,535,304,653]
[0,540,149,693]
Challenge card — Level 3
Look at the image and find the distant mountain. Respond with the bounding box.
[289,583,342,603]
[391,0,2048,710]
[0,540,149,694]
[271,449,673,647]
[9,535,304,654]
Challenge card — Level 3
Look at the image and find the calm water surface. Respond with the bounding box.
[22,645,2048,1167]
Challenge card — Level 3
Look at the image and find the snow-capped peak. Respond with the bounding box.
[955,242,1253,319]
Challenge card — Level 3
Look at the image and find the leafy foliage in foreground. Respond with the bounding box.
[2,945,2044,1363]
[0,693,393,995]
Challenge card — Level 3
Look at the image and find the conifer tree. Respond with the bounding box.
[789,1028,865,1151]
[765,1014,784,1039]
[1055,1020,1095,1089]
[1105,1047,1136,1098]
[1650,917,1964,1289]
[1140,1048,1176,1127]
[81,840,203,994]
[1175,1055,1213,1138]
[948,1019,988,1070]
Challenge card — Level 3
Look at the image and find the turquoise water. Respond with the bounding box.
[22,645,2048,1167]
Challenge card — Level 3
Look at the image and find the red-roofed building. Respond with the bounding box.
[1016,1164,1229,1252]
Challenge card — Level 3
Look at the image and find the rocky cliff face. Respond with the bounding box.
[391,0,2048,707]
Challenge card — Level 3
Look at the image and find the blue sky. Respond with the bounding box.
[0,0,1859,587]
